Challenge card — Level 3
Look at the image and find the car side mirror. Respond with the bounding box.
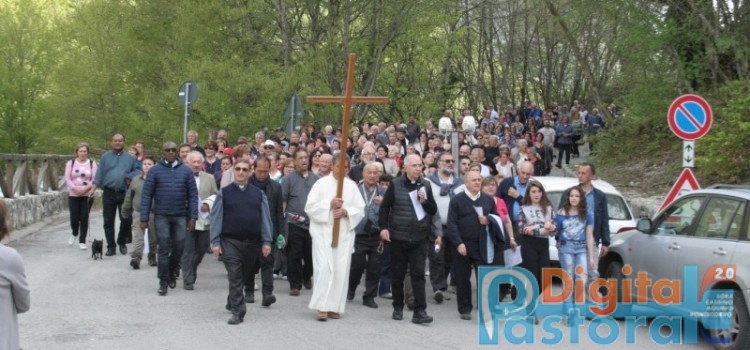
[636,218,653,233]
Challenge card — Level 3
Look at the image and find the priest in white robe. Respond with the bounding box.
[305,153,365,321]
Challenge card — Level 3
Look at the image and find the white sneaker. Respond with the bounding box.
[79,243,87,250]
[68,236,75,245]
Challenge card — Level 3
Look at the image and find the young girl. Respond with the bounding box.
[517,181,557,301]
[556,186,595,324]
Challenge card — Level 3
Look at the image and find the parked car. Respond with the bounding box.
[529,176,638,265]
[602,185,750,350]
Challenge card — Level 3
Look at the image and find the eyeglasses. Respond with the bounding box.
[361,152,374,156]
[314,154,321,158]
[234,167,250,172]
[441,159,454,163]
[264,146,275,149]
[164,148,177,153]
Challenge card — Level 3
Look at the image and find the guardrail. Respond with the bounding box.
[0,154,71,198]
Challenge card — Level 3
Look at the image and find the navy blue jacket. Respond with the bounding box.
[140,159,199,222]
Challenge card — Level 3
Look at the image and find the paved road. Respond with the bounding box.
[7,211,715,350]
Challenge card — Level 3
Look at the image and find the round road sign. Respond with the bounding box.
[667,94,712,141]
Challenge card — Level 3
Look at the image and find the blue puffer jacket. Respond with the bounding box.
[140,159,199,222]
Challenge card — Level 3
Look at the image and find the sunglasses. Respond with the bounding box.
[234,167,250,172]
[164,148,177,152]
[264,146,275,149]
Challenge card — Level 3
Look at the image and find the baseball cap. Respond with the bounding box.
[263,140,275,147]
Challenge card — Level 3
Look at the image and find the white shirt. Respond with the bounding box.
[465,189,481,201]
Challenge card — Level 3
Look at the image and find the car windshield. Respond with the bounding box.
[547,192,632,221]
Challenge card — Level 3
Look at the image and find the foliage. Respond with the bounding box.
[698,81,750,183]
[0,0,748,187]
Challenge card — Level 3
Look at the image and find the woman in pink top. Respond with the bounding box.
[64,142,98,250]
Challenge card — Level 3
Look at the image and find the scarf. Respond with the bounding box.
[249,174,269,191]
[428,171,461,197]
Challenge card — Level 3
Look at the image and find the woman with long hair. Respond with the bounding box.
[556,186,595,325]
[517,181,557,306]
[65,142,98,250]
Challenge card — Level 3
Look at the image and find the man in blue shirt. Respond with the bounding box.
[92,134,137,256]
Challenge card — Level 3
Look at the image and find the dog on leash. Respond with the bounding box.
[91,239,103,260]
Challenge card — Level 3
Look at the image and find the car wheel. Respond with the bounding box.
[708,291,750,350]
[603,261,631,318]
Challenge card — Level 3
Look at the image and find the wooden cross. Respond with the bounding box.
[307,53,390,248]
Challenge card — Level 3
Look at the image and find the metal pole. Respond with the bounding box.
[451,131,459,178]
[183,83,191,144]
[290,93,296,134]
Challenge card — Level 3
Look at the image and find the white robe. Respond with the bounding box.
[304,174,365,313]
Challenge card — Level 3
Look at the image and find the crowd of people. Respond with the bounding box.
[50,101,612,327]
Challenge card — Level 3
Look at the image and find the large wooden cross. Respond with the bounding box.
[307,53,390,248]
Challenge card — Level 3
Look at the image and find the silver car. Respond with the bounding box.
[603,185,750,350]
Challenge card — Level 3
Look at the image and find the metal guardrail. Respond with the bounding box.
[0,154,72,198]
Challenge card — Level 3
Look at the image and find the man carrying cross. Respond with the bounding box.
[304,153,365,321]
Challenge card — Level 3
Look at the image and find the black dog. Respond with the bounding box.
[91,239,103,260]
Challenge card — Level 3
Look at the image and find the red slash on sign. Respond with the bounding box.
[667,94,712,141]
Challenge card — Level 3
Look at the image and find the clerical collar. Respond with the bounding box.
[465,190,481,201]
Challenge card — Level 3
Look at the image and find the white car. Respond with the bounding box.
[527,176,638,265]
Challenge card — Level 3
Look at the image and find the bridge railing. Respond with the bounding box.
[0,154,72,198]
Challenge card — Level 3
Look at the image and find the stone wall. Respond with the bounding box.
[4,191,69,231]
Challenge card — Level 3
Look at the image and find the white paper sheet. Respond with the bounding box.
[504,246,522,266]
[474,206,483,217]
[143,228,150,255]
[409,190,426,220]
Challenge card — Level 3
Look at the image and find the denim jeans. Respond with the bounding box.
[559,240,588,311]
[154,215,187,285]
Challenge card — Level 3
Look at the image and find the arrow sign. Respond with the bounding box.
[683,140,695,168]
[659,168,701,212]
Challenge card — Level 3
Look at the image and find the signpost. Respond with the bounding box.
[659,168,701,212]
[667,94,712,141]
[178,81,198,144]
[284,92,304,136]
[683,141,695,168]
[660,94,712,211]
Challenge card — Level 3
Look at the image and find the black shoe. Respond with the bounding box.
[406,300,415,311]
[148,254,157,266]
[184,284,194,291]
[262,294,276,307]
[460,313,471,321]
[347,290,355,301]
[363,299,378,309]
[130,258,140,270]
[392,309,403,320]
[227,315,243,325]
[245,294,255,304]
[412,310,434,324]
[225,303,231,311]
[158,286,168,296]
[168,278,176,289]
[105,248,116,256]
[303,279,313,290]
[119,244,128,255]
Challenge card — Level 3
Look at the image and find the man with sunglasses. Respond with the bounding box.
[210,158,273,324]
[140,141,199,296]
[426,152,464,304]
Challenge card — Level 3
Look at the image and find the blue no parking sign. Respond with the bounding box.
[667,94,712,141]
